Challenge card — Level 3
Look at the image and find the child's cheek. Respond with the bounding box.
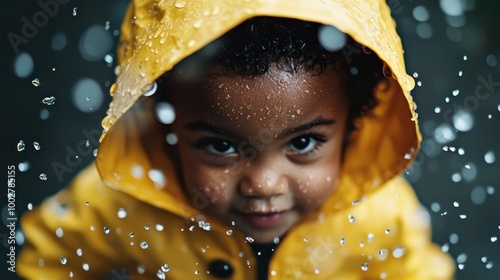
[186,166,232,206]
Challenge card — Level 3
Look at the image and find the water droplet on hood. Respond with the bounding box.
[161,264,170,272]
[156,270,166,279]
[340,237,345,246]
[361,263,368,271]
[348,215,356,223]
[175,1,187,8]
[82,262,89,271]
[17,140,25,151]
[246,236,255,243]
[103,226,110,234]
[56,228,64,238]
[117,208,127,218]
[76,248,82,256]
[42,96,56,105]
[60,256,67,265]
[140,241,149,249]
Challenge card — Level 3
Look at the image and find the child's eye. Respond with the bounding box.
[205,139,236,155]
[287,135,322,154]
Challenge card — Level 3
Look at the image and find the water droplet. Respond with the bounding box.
[246,236,254,243]
[453,201,460,207]
[348,215,356,223]
[27,203,33,210]
[42,96,56,105]
[148,169,167,189]
[463,55,467,61]
[458,71,463,76]
[367,233,374,242]
[318,25,347,52]
[491,236,498,243]
[314,268,320,274]
[486,262,494,269]
[161,264,170,272]
[82,262,89,271]
[452,89,460,96]
[458,263,465,270]
[361,263,368,271]
[417,81,422,87]
[17,140,25,151]
[104,21,110,30]
[76,248,82,256]
[60,256,67,265]
[33,142,41,150]
[352,200,359,206]
[385,229,391,234]
[103,226,110,234]
[117,208,127,218]
[156,270,166,279]
[226,230,233,235]
[72,7,77,16]
[166,133,178,145]
[39,173,47,180]
[340,237,345,246]
[140,241,149,249]
[145,224,151,230]
[273,237,280,244]
[56,227,64,238]
[484,151,496,164]
[175,1,187,8]
[32,78,41,87]
[412,72,419,78]
[392,246,406,258]
[156,224,164,231]
[450,233,459,244]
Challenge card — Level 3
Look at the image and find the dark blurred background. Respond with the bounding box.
[1,0,499,279]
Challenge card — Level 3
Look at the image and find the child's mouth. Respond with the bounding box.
[240,212,285,229]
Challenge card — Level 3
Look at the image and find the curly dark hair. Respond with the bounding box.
[162,17,386,131]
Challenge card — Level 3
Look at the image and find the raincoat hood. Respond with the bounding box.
[19,2,457,279]
[97,0,420,216]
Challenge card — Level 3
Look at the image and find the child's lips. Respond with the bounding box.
[239,211,286,229]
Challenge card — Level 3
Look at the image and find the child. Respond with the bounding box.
[19,0,455,279]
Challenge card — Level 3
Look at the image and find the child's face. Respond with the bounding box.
[167,63,349,243]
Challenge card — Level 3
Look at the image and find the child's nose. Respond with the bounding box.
[238,166,288,197]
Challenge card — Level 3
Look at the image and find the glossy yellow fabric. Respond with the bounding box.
[18,0,455,279]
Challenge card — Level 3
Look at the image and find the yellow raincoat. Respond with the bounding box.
[18,0,455,279]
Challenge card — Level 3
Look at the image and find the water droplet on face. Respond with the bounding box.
[33,142,41,150]
[361,263,368,271]
[17,140,25,151]
[60,256,67,265]
[76,248,82,256]
[39,173,47,181]
[42,96,56,105]
[246,236,254,243]
[117,208,127,218]
[32,78,41,87]
[140,241,149,249]
[348,215,356,223]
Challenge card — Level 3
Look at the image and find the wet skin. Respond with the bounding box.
[166,63,349,243]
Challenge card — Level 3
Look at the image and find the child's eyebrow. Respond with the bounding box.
[277,117,336,139]
[185,117,335,139]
